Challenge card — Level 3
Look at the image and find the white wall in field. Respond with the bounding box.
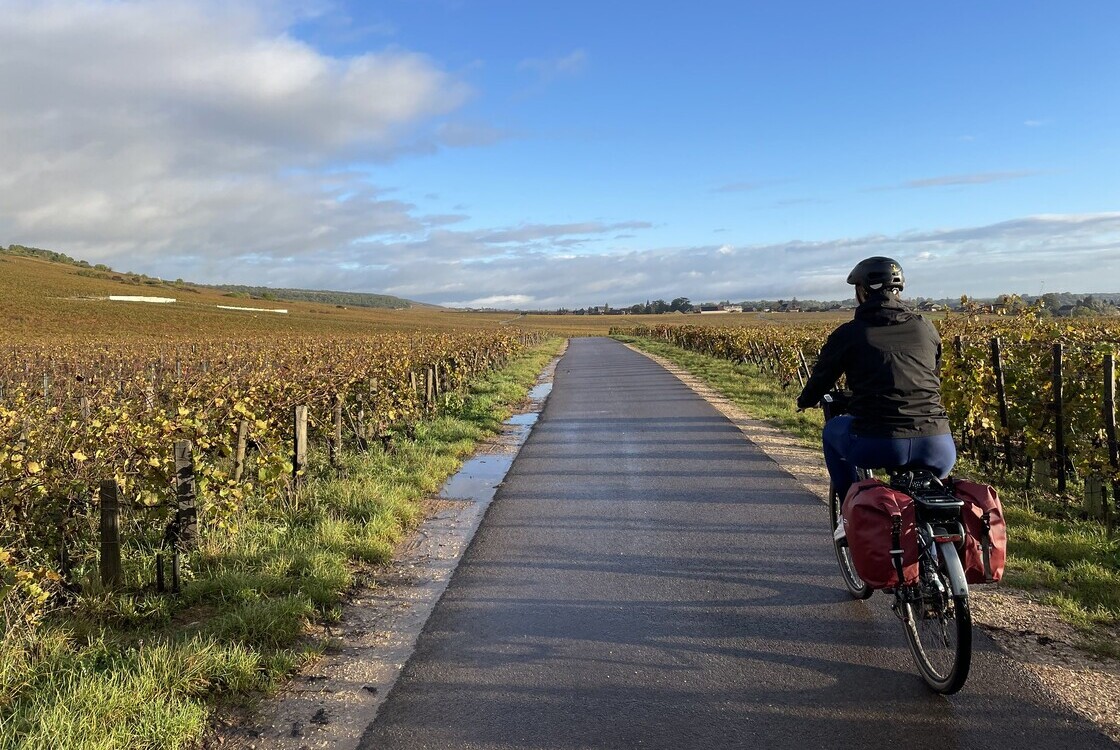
[108,295,177,303]
[216,305,288,314]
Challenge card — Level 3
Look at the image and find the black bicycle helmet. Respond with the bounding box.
[847,256,904,293]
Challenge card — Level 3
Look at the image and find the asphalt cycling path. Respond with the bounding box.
[359,337,1113,749]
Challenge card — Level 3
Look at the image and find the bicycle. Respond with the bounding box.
[821,391,972,694]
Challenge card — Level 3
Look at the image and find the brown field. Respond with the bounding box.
[2,253,864,340]
[0,254,517,340]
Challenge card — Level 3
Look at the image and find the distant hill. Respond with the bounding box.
[3,243,106,269]
[214,285,415,310]
[1,243,417,309]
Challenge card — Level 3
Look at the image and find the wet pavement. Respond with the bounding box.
[357,337,1116,750]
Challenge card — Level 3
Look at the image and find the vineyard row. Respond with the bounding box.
[618,318,1120,526]
[0,330,542,615]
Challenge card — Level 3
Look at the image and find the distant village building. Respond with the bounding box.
[696,303,741,314]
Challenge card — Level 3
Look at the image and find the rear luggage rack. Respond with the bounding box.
[889,470,956,496]
[888,470,967,548]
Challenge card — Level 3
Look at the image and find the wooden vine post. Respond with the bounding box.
[356,397,367,451]
[330,393,343,467]
[174,440,199,550]
[425,365,435,410]
[1052,343,1067,493]
[788,347,803,387]
[169,440,199,593]
[990,337,1013,470]
[233,419,249,482]
[797,349,811,387]
[293,405,308,490]
[99,480,122,587]
[1105,353,1119,529]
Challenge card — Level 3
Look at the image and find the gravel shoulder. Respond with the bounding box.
[626,342,1120,744]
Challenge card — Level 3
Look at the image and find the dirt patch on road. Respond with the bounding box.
[628,343,1120,744]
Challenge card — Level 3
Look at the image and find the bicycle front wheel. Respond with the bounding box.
[830,481,873,600]
[902,546,972,694]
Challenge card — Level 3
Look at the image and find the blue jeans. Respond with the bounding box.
[823,415,957,502]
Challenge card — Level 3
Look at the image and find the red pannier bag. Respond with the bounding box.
[951,479,1006,583]
[842,478,919,589]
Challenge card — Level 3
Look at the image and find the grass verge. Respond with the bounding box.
[619,334,1120,658]
[0,338,564,750]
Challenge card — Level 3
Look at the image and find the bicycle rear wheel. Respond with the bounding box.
[830,481,873,600]
[902,546,972,694]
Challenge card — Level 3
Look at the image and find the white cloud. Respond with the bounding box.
[515,49,589,96]
[435,121,513,147]
[461,294,534,308]
[894,171,1039,189]
[42,208,1118,308]
[0,0,473,269]
[517,49,588,79]
[350,212,1120,308]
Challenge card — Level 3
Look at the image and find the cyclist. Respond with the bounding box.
[796,257,956,537]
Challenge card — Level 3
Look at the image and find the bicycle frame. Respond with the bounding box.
[895,495,969,614]
[819,391,972,692]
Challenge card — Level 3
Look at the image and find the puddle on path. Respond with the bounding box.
[529,381,553,401]
[220,345,566,750]
[438,380,550,503]
[438,454,511,504]
[503,411,539,427]
[439,410,538,499]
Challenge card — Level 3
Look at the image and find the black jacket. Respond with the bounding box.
[796,294,951,438]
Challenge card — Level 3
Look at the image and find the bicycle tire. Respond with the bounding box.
[830,480,873,600]
[902,546,972,694]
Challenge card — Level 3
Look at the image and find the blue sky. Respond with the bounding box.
[1,0,1118,306]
